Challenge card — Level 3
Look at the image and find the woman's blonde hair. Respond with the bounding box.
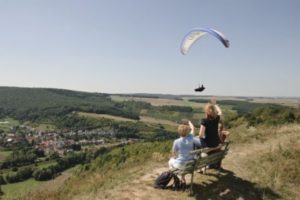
[204,103,217,120]
[177,124,190,137]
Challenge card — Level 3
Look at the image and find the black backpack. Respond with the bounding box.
[154,171,182,190]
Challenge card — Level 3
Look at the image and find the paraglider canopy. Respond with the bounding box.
[180,28,230,55]
[194,84,205,92]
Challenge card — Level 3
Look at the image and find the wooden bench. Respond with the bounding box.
[172,142,230,195]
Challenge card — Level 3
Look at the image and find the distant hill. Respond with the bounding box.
[1,86,299,132]
[0,87,140,122]
[0,87,179,140]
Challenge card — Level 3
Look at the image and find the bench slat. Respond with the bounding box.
[199,151,227,162]
[173,142,230,177]
[195,150,227,168]
[197,155,224,166]
[173,162,196,175]
[190,144,222,155]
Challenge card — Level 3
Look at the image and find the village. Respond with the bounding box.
[0,124,137,156]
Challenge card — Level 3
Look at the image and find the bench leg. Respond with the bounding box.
[217,160,223,175]
[189,172,194,196]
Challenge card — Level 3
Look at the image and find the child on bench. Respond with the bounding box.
[168,120,201,184]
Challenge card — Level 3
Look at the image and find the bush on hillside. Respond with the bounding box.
[4,167,33,183]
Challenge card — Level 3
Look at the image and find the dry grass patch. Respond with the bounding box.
[139,116,177,127]
[78,112,136,122]
[111,95,204,108]
[79,112,178,128]
[245,140,300,199]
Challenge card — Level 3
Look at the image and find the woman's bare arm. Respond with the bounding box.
[199,125,206,138]
[211,97,222,116]
[188,121,195,135]
[215,104,222,116]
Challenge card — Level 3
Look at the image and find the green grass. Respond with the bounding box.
[0,151,12,157]
[33,123,56,131]
[1,178,41,200]
[37,160,57,169]
[0,150,12,161]
[0,118,20,132]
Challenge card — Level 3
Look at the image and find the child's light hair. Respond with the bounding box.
[204,103,217,120]
[177,124,190,137]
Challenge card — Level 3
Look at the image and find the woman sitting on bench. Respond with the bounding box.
[168,120,201,183]
[199,98,223,148]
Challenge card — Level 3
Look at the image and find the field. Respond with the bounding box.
[248,97,300,107]
[111,95,205,108]
[1,178,41,200]
[1,167,75,200]
[78,112,136,122]
[0,118,20,132]
[139,116,178,127]
[112,94,300,108]
[78,112,178,127]
[182,95,300,108]
[0,150,12,162]
[33,123,56,132]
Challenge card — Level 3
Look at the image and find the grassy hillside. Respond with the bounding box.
[247,139,300,199]
[16,123,300,200]
[19,141,173,200]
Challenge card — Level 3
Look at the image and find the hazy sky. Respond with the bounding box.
[0,0,299,97]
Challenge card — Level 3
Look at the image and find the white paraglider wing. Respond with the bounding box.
[180,28,230,55]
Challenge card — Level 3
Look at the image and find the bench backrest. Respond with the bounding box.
[195,150,228,169]
[173,142,230,175]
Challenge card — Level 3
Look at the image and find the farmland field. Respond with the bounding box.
[0,118,20,132]
[0,150,12,161]
[78,112,136,122]
[111,95,205,108]
[78,112,178,127]
[182,95,300,108]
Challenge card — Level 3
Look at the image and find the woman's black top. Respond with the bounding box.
[201,115,220,148]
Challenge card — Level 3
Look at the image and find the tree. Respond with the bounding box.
[0,185,4,196]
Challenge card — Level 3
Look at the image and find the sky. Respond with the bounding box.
[0,0,299,97]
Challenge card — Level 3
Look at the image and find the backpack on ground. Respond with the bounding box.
[154,171,183,190]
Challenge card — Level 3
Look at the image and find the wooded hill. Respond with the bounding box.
[0,87,178,141]
[1,87,299,136]
[0,87,140,123]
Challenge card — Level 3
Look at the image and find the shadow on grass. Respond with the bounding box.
[191,169,280,200]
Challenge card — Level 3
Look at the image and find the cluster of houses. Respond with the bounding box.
[1,128,116,156]
[1,122,141,157]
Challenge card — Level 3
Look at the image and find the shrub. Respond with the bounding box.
[33,168,54,181]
